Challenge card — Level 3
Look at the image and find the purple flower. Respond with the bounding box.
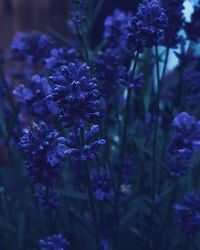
[19,121,64,186]
[118,68,144,89]
[173,192,200,237]
[103,9,132,47]
[63,125,106,161]
[45,47,79,72]
[13,74,57,120]
[10,32,54,63]
[90,168,114,201]
[127,0,168,52]
[50,63,101,128]
[167,112,200,176]
[161,0,185,47]
[39,233,70,250]
[35,188,61,211]
[183,67,200,108]
[93,48,122,97]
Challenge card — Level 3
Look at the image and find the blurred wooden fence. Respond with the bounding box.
[0,0,70,48]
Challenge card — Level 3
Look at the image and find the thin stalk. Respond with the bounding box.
[78,24,90,66]
[161,48,169,81]
[80,127,101,250]
[89,0,104,30]
[179,63,185,112]
[82,32,90,66]
[178,43,185,112]
[143,46,161,250]
[157,48,170,194]
[157,178,177,250]
[114,52,139,250]
[104,103,116,194]
[47,26,69,44]
[152,46,161,204]
[119,52,139,181]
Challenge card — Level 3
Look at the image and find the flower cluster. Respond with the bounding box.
[19,121,64,185]
[19,121,64,210]
[13,74,57,120]
[90,168,114,201]
[3,0,200,249]
[173,192,200,237]
[10,32,54,63]
[39,233,70,250]
[161,0,184,47]
[183,67,200,108]
[118,69,144,89]
[103,9,132,47]
[35,188,61,211]
[63,125,105,161]
[50,63,101,128]
[167,112,200,176]
[93,48,123,97]
[127,0,168,52]
[45,47,79,72]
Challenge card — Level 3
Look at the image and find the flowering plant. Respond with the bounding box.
[1,0,200,249]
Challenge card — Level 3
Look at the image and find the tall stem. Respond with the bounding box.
[157,178,177,250]
[119,52,139,183]
[114,52,139,249]
[161,47,169,81]
[78,24,90,66]
[178,43,186,112]
[152,46,161,204]
[143,46,161,250]
[179,62,185,112]
[89,0,105,30]
[80,127,101,250]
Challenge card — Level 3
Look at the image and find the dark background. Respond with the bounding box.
[0,0,140,49]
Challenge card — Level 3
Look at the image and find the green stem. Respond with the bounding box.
[78,24,90,65]
[152,46,161,203]
[114,52,139,250]
[82,33,90,66]
[157,178,177,250]
[89,0,104,30]
[80,127,101,250]
[104,104,116,195]
[143,46,161,250]
[179,64,185,112]
[161,48,169,81]
[119,52,139,180]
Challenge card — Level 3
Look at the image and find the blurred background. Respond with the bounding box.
[0,0,140,49]
[0,0,70,49]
